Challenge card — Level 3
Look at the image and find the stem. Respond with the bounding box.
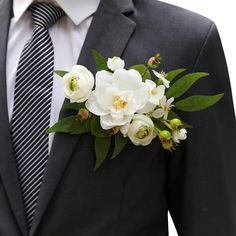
[162,120,173,130]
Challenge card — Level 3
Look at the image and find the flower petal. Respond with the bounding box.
[152,108,165,118]
[85,92,109,116]
[100,114,133,130]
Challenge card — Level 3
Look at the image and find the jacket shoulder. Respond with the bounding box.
[133,0,214,37]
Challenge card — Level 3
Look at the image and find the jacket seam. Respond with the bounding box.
[192,22,215,72]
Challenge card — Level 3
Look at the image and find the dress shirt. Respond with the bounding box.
[7,0,101,150]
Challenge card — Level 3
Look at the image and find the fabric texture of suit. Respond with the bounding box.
[0,0,235,235]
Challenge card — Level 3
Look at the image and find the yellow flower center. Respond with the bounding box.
[151,88,158,96]
[112,56,118,62]
[69,76,79,92]
[136,126,151,139]
[113,96,128,110]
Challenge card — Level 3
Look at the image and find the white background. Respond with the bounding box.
[158,0,236,235]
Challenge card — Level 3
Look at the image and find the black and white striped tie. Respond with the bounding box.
[11,3,65,228]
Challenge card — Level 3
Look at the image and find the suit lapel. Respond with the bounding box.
[0,0,28,235]
[29,0,136,235]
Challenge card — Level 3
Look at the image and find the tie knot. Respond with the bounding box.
[29,3,65,28]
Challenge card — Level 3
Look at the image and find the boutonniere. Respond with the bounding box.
[47,51,224,170]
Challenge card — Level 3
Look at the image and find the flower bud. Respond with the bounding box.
[159,130,172,140]
[109,126,120,136]
[170,118,183,130]
[107,56,125,71]
[161,139,175,152]
[78,108,90,120]
[147,53,162,68]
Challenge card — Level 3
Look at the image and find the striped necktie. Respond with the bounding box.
[11,3,65,228]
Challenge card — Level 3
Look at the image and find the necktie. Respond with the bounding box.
[11,3,65,228]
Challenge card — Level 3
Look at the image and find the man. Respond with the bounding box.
[0,0,235,235]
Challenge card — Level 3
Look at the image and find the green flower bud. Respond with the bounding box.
[159,130,172,140]
[161,139,175,152]
[109,126,120,136]
[78,108,90,120]
[170,118,183,130]
[147,53,162,68]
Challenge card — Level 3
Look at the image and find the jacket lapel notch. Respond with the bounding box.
[77,0,136,75]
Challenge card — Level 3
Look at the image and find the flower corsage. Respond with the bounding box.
[47,51,224,170]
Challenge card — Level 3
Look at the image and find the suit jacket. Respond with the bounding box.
[0,0,235,235]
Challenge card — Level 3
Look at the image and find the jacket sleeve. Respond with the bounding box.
[166,22,236,236]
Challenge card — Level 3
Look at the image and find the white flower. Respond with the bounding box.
[152,70,170,88]
[85,68,150,129]
[120,114,156,146]
[172,128,187,143]
[138,79,165,113]
[63,65,94,103]
[152,96,174,120]
[107,56,125,71]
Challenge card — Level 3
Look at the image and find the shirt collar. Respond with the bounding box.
[13,0,101,25]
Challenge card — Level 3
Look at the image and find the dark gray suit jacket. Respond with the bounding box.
[0,0,236,235]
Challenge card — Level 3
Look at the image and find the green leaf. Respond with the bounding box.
[54,70,68,77]
[47,115,91,135]
[130,64,151,81]
[165,68,186,82]
[71,119,91,134]
[46,116,77,134]
[155,79,163,86]
[90,115,110,138]
[167,110,180,120]
[175,93,224,112]
[166,72,209,99]
[63,102,85,111]
[111,133,128,160]
[94,137,111,171]
[91,50,109,71]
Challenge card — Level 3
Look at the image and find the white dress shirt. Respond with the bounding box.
[7,0,100,150]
